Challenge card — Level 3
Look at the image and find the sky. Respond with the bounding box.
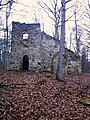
[0,0,90,53]
[9,0,56,34]
[1,0,76,33]
[9,0,76,40]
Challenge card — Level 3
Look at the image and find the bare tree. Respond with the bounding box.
[0,0,14,70]
[56,0,66,81]
[80,0,90,34]
[38,0,62,46]
[74,6,83,55]
[56,0,72,81]
[38,0,72,81]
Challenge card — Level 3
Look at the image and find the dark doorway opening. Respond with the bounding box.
[23,55,29,70]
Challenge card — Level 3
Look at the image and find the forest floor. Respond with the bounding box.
[0,71,90,120]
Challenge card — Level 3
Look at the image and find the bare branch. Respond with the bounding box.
[65,0,72,4]
[39,6,55,21]
[0,0,14,6]
[65,13,74,22]
[56,7,62,14]
[84,4,90,19]
[38,0,54,14]
[38,0,62,40]
[0,7,3,10]
[81,26,90,33]
[66,5,74,11]
[88,0,90,9]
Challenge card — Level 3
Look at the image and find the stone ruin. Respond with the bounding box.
[9,21,81,74]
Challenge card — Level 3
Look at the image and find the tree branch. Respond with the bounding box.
[82,27,90,33]
[0,0,14,6]
[65,13,74,22]
[38,0,54,14]
[66,5,74,11]
[41,7,55,21]
[65,0,72,4]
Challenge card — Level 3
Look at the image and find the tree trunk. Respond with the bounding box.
[56,0,66,81]
[55,24,59,47]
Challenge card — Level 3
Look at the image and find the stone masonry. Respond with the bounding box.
[9,22,81,73]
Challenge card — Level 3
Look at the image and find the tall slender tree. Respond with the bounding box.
[56,0,72,81]
[56,0,66,81]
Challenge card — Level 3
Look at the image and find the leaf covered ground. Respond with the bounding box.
[0,71,90,120]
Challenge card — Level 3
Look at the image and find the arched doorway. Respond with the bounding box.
[23,55,29,70]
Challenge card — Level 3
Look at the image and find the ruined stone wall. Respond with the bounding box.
[9,22,81,74]
[52,49,81,74]
[40,32,81,73]
[40,32,59,71]
[9,22,42,71]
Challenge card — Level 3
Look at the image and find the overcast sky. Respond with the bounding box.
[0,0,89,52]
[1,0,76,32]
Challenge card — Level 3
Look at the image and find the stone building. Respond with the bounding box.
[9,21,81,73]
